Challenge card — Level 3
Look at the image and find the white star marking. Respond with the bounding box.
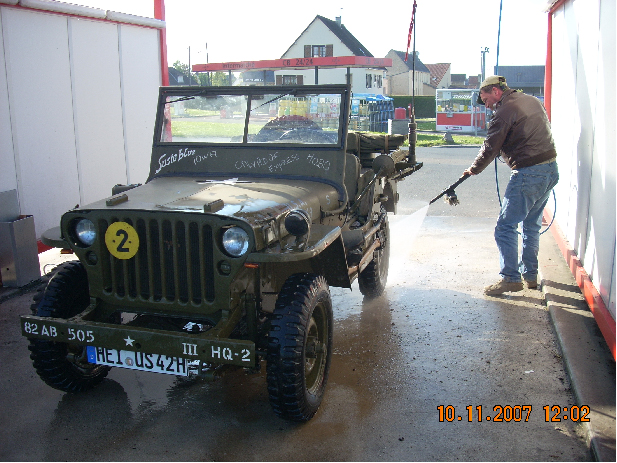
[124,336,135,346]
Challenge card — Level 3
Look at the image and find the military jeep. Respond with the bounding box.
[21,84,421,421]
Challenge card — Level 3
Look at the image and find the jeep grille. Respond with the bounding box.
[99,217,215,304]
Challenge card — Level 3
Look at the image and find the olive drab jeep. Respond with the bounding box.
[21,84,422,422]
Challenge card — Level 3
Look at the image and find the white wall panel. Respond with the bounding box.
[0,9,17,195]
[118,24,160,184]
[68,18,127,205]
[550,0,616,317]
[0,5,163,240]
[588,0,615,316]
[550,2,578,240]
[3,8,80,236]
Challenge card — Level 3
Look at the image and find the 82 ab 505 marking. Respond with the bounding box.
[23,320,94,343]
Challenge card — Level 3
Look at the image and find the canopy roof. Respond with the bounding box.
[193,56,392,72]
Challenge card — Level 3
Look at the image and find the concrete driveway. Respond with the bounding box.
[0,146,596,461]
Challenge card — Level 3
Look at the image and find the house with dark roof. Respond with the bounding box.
[450,73,482,89]
[384,50,432,96]
[277,16,386,95]
[495,66,545,96]
[425,63,451,89]
[168,67,193,86]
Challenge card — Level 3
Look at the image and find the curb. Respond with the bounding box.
[539,232,616,461]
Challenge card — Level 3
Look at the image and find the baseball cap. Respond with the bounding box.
[477,76,507,104]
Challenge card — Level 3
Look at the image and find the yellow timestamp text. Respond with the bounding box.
[437,405,590,423]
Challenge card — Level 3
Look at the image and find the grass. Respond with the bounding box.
[170,117,484,147]
[411,118,484,147]
[171,120,264,139]
[416,118,436,131]
[415,133,484,147]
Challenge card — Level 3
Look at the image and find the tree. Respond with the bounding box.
[210,71,235,86]
[171,61,236,86]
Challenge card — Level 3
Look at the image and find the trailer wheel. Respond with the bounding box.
[358,212,390,298]
[28,261,110,392]
[267,273,333,422]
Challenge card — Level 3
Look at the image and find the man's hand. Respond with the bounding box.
[463,168,476,176]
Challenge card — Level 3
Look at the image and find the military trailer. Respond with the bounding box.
[21,84,421,421]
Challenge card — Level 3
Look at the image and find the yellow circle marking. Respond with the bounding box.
[105,222,139,260]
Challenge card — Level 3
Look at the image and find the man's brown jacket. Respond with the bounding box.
[470,89,557,174]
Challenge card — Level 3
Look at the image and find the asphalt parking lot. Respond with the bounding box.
[0,146,613,461]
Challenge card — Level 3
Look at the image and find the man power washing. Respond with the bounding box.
[463,75,559,296]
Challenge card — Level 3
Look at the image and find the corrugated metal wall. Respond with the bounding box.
[0,2,162,238]
[548,0,615,318]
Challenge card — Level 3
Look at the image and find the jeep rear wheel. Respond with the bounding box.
[266,273,333,422]
[358,212,390,298]
[28,261,110,392]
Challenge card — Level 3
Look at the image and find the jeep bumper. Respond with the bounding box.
[20,314,255,368]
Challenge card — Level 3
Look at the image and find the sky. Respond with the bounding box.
[74,0,550,77]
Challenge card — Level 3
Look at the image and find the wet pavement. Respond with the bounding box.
[0,146,611,461]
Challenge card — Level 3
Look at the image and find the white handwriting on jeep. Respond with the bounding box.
[306,154,330,171]
[193,150,217,165]
[235,153,278,170]
[155,148,198,174]
[268,153,299,172]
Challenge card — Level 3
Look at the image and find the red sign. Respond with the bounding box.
[192,56,392,72]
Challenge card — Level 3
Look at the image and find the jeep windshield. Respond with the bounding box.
[159,87,343,145]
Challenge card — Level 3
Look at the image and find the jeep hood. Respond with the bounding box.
[88,176,340,227]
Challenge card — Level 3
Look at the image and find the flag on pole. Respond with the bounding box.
[404,1,418,62]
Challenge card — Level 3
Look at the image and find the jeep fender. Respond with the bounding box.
[246,225,351,289]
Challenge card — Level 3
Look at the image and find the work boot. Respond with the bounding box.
[524,279,538,289]
[483,279,524,296]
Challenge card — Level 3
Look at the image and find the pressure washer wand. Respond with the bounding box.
[429,172,471,206]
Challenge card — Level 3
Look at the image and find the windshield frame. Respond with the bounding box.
[154,85,349,148]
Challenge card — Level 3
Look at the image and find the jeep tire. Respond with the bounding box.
[358,212,390,298]
[28,261,110,392]
[266,273,333,421]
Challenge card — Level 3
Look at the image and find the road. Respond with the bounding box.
[0,146,590,461]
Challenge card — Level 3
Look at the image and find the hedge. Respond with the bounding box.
[390,95,436,118]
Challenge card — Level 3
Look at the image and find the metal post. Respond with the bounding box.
[496,0,503,75]
[481,47,489,82]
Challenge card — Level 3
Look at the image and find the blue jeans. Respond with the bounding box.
[494,161,559,282]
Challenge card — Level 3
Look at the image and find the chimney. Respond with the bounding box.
[335,16,341,26]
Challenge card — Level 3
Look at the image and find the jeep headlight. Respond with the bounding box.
[222,226,250,257]
[75,218,96,246]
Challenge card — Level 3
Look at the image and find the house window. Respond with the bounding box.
[312,45,326,57]
[304,44,334,58]
[276,75,304,86]
[366,74,372,88]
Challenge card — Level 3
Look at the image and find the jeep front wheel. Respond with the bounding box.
[358,212,390,298]
[28,261,110,392]
[266,273,333,421]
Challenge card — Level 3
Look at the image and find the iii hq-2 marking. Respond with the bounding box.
[21,83,422,421]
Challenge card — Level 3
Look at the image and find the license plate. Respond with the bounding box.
[87,346,193,376]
